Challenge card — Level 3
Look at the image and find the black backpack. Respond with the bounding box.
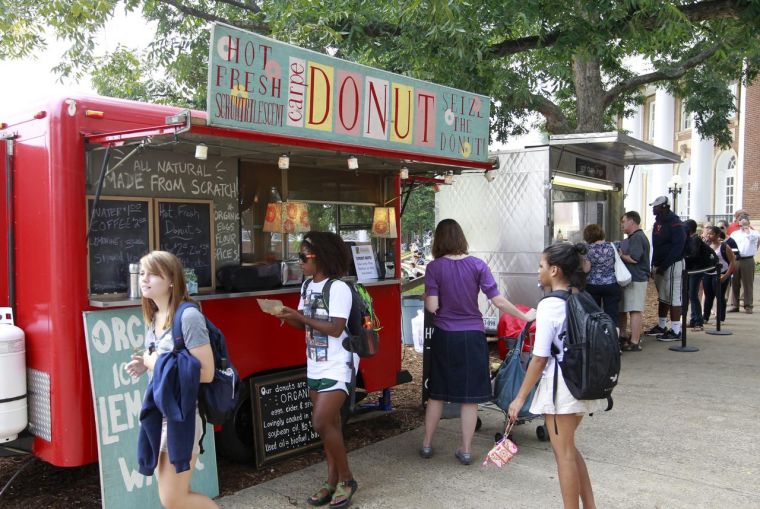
[546,290,620,411]
[684,235,719,271]
[173,302,242,452]
[301,278,380,358]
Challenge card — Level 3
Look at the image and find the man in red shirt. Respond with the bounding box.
[726,209,747,236]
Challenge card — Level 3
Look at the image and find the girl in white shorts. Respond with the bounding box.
[508,242,606,509]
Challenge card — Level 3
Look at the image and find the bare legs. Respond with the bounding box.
[422,398,444,448]
[423,399,478,454]
[156,453,218,509]
[546,414,596,509]
[310,389,353,502]
[628,311,642,344]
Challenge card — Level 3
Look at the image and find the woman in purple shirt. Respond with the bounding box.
[420,219,535,465]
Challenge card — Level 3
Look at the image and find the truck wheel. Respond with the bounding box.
[215,387,255,463]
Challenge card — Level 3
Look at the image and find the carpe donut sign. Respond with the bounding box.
[208,23,491,164]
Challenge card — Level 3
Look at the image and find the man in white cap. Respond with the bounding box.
[644,195,687,341]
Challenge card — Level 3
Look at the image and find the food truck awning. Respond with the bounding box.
[545,131,681,166]
[85,113,491,176]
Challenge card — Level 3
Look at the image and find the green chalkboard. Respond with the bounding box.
[82,308,218,508]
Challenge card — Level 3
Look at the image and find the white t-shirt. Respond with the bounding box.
[730,228,760,257]
[531,296,567,378]
[298,278,357,383]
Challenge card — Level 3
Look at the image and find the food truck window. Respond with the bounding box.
[552,188,608,243]
[287,203,373,254]
[239,163,379,263]
[239,163,281,263]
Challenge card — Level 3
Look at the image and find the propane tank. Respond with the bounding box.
[0,307,27,443]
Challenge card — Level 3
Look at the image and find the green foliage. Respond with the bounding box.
[399,185,435,245]
[4,0,760,148]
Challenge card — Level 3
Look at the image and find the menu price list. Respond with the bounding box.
[251,368,321,468]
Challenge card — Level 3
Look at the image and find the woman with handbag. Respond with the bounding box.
[420,219,535,465]
[583,224,622,327]
[702,226,736,325]
[508,242,606,509]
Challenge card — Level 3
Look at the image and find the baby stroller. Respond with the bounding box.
[491,315,549,443]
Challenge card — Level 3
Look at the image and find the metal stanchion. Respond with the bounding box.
[706,259,732,336]
[670,265,700,352]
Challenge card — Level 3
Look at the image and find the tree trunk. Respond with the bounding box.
[573,54,605,133]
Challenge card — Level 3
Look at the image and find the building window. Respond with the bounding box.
[725,155,736,214]
[647,101,656,140]
[685,164,691,218]
[680,102,692,131]
[728,83,739,114]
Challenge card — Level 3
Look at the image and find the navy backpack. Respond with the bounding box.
[173,302,241,452]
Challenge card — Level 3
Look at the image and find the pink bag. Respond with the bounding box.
[483,422,519,467]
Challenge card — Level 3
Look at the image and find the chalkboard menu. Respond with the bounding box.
[156,200,215,289]
[251,368,321,468]
[87,197,152,294]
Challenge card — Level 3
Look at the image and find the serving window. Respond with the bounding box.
[239,162,382,263]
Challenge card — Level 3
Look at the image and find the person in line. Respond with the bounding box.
[508,243,607,509]
[582,224,621,328]
[683,219,707,331]
[726,209,747,236]
[702,226,736,324]
[125,251,218,509]
[618,211,650,351]
[274,231,358,508]
[421,218,535,465]
[644,196,687,341]
[729,217,760,314]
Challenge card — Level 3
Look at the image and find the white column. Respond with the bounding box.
[622,106,643,213]
[651,89,676,205]
[689,124,713,222]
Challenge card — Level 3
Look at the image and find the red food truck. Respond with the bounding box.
[0,25,492,470]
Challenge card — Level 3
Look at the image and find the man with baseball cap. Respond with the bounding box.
[645,195,687,341]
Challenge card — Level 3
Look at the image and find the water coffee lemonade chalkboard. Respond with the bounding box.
[251,368,321,468]
[156,199,215,290]
[87,197,153,294]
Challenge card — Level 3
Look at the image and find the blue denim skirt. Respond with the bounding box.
[428,327,491,404]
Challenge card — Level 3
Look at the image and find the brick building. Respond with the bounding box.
[623,78,759,229]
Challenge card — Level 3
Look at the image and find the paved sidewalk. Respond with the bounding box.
[219,284,760,509]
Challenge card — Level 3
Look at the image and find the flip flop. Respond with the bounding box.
[329,479,358,509]
[621,342,642,352]
[307,482,335,506]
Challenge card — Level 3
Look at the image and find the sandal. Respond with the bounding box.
[621,341,642,352]
[329,479,358,509]
[307,482,335,507]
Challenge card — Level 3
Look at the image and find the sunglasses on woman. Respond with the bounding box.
[298,252,316,263]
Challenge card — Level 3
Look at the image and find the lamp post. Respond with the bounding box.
[667,174,683,215]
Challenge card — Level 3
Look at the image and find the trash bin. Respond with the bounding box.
[401,296,424,345]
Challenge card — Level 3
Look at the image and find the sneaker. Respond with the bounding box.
[644,325,667,336]
[656,329,682,342]
[692,324,704,331]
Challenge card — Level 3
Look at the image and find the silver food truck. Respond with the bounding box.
[436,132,681,315]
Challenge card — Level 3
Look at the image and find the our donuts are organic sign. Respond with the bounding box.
[207,23,490,163]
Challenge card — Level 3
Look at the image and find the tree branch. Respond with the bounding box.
[530,94,571,133]
[602,43,722,108]
[488,0,745,57]
[215,0,262,15]
[156,0,269,33]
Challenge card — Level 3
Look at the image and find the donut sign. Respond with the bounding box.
[208,24,491,163]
